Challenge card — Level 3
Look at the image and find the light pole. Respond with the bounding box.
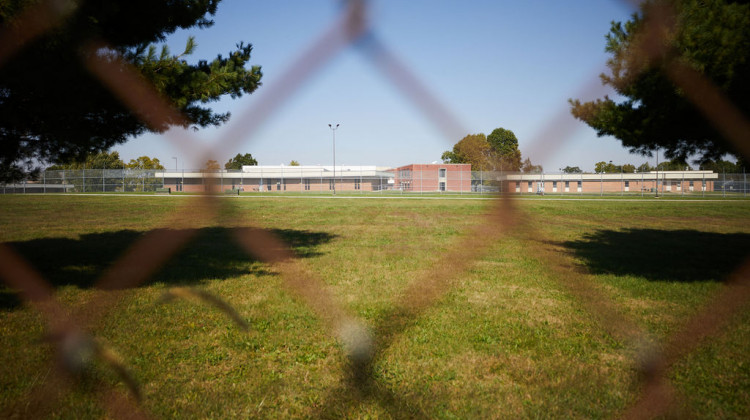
[328,123,339,195]
[655,147,659,197]
[172,156,178,191]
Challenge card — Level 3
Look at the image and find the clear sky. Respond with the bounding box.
[114,0,652,172]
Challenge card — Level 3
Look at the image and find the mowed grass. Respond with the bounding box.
[1,195,749,418]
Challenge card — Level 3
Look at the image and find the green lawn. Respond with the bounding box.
[1,195,749,418]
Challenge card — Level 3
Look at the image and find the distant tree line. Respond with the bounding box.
[590,158,745,174]
[47,151,164,170]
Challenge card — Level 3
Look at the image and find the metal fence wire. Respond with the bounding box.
[1,0,749,418]
[5,168,748,197]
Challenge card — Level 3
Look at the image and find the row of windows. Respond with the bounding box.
[515,180,707,189]
[400,168,449,179]
[325,180,361,190]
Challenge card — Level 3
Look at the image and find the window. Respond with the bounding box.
[276,181,281,191]
[624,181,630,187]
[439,168,447,178]
[329,179,334,190]
[304,179,310,191]
[552,181,557,189]
[439,181,446,191]
[565,181,570,188]
[355,180,361,190]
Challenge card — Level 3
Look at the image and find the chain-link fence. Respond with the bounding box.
[1,0,750,418]
[4,168,748,197]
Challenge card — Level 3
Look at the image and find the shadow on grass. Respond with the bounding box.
[562,228,750,282]
[1,227,336,309]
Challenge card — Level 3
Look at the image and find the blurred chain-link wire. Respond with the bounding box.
[1,0,749,418]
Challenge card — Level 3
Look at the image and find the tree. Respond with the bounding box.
[205,160,220,171]
[0,0,263,181]
[561,166,582,174]
[48,151,125,170]
[521,158,543,173]
[486,127,522,171]
[622,164,636,173]
[225,153,258,169]
[637,162,654,172]
[569,0,750,164]
[289,160,300,166]
[657,158,690,171]
[699,159,745,173]
[126,156,164,170]
[441,133,491,171]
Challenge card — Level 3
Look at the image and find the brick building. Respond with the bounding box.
[390,163,472,192]
[504,171,717,194]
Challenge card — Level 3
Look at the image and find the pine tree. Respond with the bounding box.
[0,0,262,181]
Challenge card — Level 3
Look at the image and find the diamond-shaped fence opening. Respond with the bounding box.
[1,0,749,418]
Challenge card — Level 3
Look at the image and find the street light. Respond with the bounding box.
[655,147,660,197]
[172,156,179,192]
[328,123,339,195]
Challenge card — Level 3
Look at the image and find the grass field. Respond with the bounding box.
[1,195,749,418]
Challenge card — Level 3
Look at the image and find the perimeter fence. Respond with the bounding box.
[3,168,749,197]
[1,0,750,418]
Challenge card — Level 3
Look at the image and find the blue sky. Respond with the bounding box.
[114,0,652,172]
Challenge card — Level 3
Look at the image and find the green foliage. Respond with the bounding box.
[700,159,747,174]
[0,0,262,181]
[486,127,522,171]
[637,162,654,172]
[622,164,636,173]
[595,161,613,174]
[224,153,258,169]
[289,160,300,166]
[569,0,750,163]
[562,166,582,174]
[699,159,746,173]
[441,133,490,170]
[48,151,125,170]
[442,127,522,171]
[657,158,690,171]
[126,156,164,170]
[521,157,543,173]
